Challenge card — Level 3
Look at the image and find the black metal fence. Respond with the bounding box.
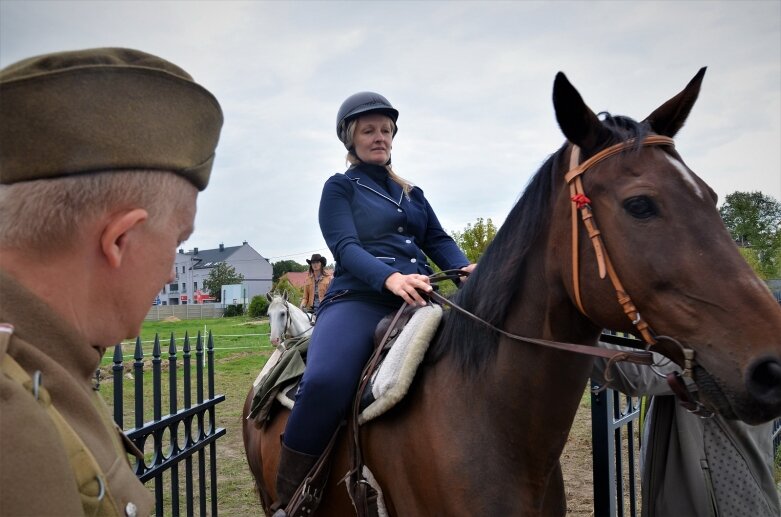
[101,331,226,516]
[591,385,641,517]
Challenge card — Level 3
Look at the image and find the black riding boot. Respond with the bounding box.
[271,442,320,517]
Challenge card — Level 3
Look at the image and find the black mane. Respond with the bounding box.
[429,113,649,374]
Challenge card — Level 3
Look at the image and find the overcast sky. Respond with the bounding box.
[2,0,779,264]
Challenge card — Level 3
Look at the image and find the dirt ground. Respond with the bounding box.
[562,394,599,516]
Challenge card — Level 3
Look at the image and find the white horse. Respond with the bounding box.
[266,292,312,347]
[253,292,314,390]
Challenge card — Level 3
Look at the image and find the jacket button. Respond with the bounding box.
[405,239,411,244]
[125,502,138,517]
[397,208,403,212]
[397,227,404,233]
[410,258,417,263]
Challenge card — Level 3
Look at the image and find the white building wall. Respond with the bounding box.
[155,242,272,306]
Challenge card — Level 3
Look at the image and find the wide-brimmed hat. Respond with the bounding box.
[306,254,327,267]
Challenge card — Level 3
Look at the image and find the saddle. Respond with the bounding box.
[247,304,441,426]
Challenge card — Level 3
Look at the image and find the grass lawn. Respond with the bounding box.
[98,315,272,516]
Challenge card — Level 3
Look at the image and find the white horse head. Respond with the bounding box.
[266,292,312,347]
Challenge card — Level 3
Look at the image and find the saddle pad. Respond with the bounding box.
[358,304,442,425]
[275,382,297,410]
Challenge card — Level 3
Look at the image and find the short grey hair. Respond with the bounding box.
[0,170,196,251]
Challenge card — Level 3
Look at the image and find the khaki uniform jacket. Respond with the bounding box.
[301,272,331,311]
[594,341,780,517]
[0,270,154,516]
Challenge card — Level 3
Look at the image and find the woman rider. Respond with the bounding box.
[300,253,331,314]
[272,92,475,516]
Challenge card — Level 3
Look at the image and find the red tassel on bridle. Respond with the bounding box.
[571,193,591,209]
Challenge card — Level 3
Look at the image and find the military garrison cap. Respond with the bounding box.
[0,47,223,190]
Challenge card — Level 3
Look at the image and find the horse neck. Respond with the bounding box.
[438,182,600,463]
[285,304,311,337]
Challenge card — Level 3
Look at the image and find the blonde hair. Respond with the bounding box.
[0,170,196,252]
[343,118,413,195]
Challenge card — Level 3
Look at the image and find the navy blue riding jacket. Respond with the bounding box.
[318,163,469,297]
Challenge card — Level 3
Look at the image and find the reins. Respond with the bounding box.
[426,272,653,373]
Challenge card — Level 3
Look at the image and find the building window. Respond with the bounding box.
[181,265,185,273]
[194,281,198,291]
[169,283,178,292]
[181,283,186,293]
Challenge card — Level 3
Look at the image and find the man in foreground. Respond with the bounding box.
[0,47,223,516]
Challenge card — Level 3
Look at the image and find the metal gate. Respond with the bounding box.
[98,331,226,516]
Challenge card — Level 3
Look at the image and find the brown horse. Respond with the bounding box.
[243,69,781,515]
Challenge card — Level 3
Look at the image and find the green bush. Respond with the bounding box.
[224,304,244,317]
[248,295,269,318]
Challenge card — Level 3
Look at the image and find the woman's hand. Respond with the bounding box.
[384,272,432,306]
[459,263,477,282]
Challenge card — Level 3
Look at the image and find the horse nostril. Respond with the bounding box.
[746,358,781,404]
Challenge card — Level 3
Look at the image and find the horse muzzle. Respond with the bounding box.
[744,355,781,422]
[694,355,781,424]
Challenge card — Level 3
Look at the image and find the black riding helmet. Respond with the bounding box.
[336,91,399,148]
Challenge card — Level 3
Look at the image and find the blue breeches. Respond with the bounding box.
[282,299,395,455]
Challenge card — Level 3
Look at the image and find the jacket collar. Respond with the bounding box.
[345,165,404,206]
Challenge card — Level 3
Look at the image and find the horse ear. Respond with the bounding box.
[553,72,608,151]
[643,67,706,138]
[266,292,272,302]
[283,291,288,302]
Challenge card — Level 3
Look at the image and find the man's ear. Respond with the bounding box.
[100,209,149,269]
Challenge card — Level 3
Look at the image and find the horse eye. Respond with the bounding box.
[623,196,657,219]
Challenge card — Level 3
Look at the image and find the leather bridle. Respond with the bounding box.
[565,135,710,416]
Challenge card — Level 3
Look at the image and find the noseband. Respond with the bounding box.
[566,135,711,416]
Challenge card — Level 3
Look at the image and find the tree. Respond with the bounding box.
[451,217,498,263]
[272,259,308,283]
[271,277,303,307]
[428,217,498,296]
[719,191,781,279]
[202,262,244,302]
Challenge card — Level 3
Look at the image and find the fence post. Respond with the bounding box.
[112,344,124,428]
[208,332,218,516]
[152,334,163,516]
[183,332,194,516]
[591,380,617,517]
[196,332,207,516]
[167,334,180,514]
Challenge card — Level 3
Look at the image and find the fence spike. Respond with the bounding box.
[169,333,177,356]
[134,336,143,361]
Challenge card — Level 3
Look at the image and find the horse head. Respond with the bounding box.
[267,292,311,347]
[267,293,290,347]
[549,68,781,423]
